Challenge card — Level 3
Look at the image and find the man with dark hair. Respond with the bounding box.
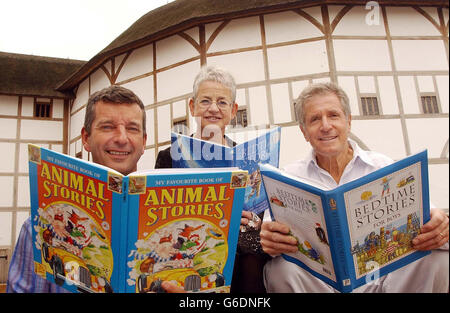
[7,85,182,293]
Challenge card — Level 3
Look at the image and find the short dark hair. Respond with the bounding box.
[84,85,146,135]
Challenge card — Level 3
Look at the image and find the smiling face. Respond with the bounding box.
[300,92,351,161]
[189,80,238,142]
[81,101,147,175]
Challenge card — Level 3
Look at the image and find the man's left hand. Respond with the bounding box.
[412,208,449,250]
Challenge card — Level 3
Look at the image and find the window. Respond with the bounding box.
[421,95,439,114]
[173,118,188,135]
[34,99,52,118]
[360,96,380,116]
[231,108,248,128]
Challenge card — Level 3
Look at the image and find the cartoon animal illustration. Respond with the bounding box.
[178,224,204,240]
[315,223,329,246]
[247,169,262,200]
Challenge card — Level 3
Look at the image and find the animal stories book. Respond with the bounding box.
[28,144,248,293]
[259,150,431,293]
[170,126,281,214]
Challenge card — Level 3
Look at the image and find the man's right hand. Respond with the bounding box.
[260,221,298,256]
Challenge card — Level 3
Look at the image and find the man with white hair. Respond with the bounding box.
[260,82,449,293]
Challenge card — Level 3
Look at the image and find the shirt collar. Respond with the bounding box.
[306,138,377,170]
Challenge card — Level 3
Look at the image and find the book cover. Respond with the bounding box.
[28,144,247,293]
[259,150,431,293]
[170,126,281,214]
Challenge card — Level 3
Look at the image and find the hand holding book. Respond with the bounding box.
[412,208,449,250]
[260,220,298,256]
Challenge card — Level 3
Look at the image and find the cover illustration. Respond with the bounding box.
[260,150,431,292]
[28,144,247,293]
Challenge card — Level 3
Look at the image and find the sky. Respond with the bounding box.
[0,0,175,61]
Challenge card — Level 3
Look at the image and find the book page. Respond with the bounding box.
[344,162,423,279]
[263,176,336,282]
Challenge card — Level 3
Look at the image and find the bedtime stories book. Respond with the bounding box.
[28,144,247,293]
[259,150,431,293]
[170,126,281,214]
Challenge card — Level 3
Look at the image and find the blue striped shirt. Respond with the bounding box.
[7,217,70,293]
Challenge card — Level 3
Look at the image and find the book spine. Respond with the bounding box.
[323,190,353,292]
[117,177,129,293]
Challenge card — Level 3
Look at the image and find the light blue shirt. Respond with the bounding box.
[7,217,70,293]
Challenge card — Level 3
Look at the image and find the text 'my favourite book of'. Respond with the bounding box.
[170,126,281,214]
[28,144,248,293]
[259,150,430,293]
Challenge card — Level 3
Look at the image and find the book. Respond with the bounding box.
[259,150,431,293]
[27,144,248,293]
[170,126,281,214]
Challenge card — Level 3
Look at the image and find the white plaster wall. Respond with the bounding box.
[377,76,399,115]
[18,143,29,173]
[156,34,198,69]
[145,108,155,146]
[208,50,265,84]
[358,76,376,94]
[398,76,421,114]
[264,11,323,45]
[248,86,269,126]
[235,89,245,107]
[267,40,328,79]
[417,76,435,93]
[17,176,30,208]
[334,40,391,71]
[337,76,360,116]
[121,75,154,106]
[436,75,449,113]
[70,108,85,142]
[279,125,309,168]
[90,67,111,94]
[0,177,14,206]
[21,97,34,117]
[0,95,18,115]
[0,142,16,172]
[53,99,64,119]
[172,100,187,119]
[392,40,448,71]
[351,119,406,159]
[333,5,386,36]
[270,83,292,124]
[406,118,449,158]
[207,16,261,52]
[291,80,310,102]
[116,45,153,83]
[429,164,449,210]
[1,119,17,139]
[157,104,171,143]
[72,78,89,113]
[21,120,63,141]
[157,60,199,102]
[387,7,442,36]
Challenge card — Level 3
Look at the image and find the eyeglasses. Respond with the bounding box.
[197,98,232,110]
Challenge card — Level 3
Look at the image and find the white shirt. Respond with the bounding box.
[283,139,393,188]
[264,139,393,222]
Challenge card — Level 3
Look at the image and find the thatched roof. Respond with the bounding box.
[0,51,85,98]
[57,0,448,92]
